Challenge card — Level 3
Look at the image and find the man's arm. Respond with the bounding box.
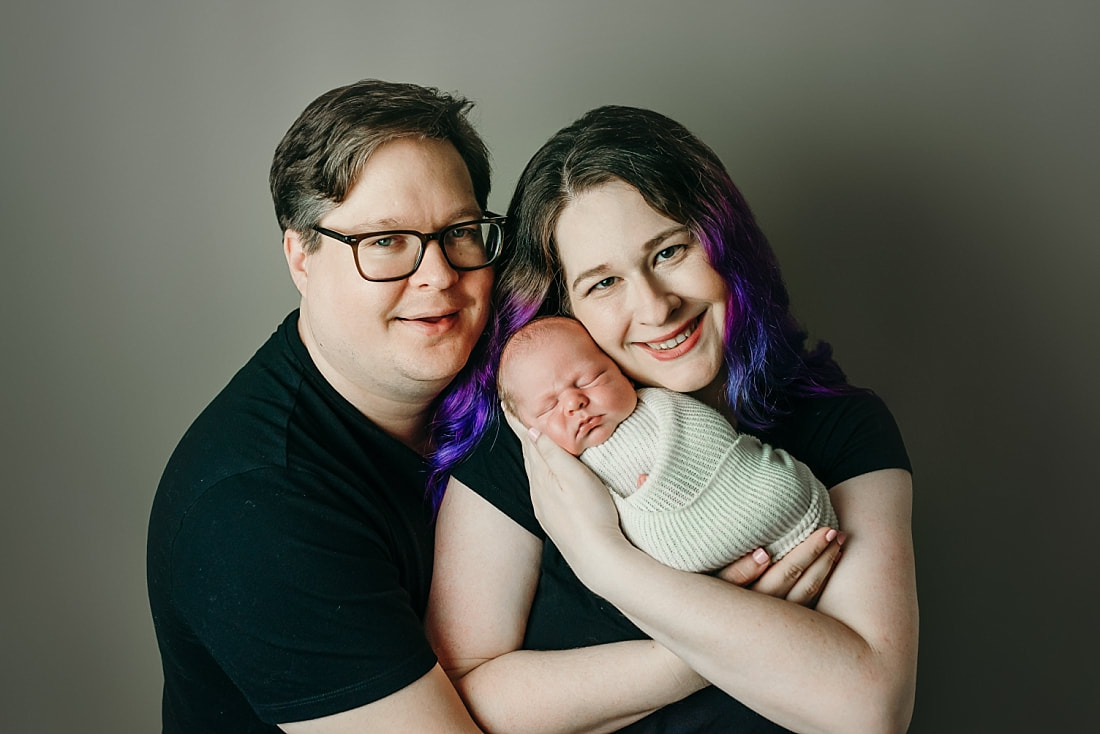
[279,664,482,733]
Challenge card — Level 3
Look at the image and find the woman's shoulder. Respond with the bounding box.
[750,390,912,488]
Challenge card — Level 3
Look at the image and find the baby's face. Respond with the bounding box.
[504,325,637,455]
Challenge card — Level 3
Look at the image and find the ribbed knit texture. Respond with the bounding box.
[580,388,837,572]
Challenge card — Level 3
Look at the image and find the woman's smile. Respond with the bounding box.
[636,314,704,360]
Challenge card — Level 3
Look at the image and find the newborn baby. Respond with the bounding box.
[498,316,837,572]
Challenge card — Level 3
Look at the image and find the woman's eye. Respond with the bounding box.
[589,276,618,293]
[655,244,685,263]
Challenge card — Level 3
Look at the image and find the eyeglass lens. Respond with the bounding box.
[356,221,501,280]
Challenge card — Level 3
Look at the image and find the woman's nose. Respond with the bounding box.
[632,275,681,325]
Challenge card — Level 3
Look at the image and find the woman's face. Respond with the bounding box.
[554,180,729,395]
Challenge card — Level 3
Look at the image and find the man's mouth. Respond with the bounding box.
[395,310,461,334]
[399,310,458,323]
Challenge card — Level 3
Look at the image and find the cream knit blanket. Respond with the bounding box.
[580,388,837,572]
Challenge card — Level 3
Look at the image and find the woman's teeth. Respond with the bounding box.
[646,319,696,350]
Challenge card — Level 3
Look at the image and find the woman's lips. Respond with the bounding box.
[636,314,703,361]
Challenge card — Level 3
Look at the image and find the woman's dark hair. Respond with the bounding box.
[427,105,850,509]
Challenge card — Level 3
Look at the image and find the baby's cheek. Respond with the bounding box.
[542,421,570,451]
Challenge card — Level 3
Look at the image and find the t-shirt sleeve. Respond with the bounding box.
[755,391,912,489]
[168,467,437,724]
[450,416,544,539]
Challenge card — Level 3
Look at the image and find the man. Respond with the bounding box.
[147,80,495,732]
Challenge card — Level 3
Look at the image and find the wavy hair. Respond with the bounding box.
[427,105,851,509]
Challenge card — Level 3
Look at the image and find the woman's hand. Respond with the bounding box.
[502,407,627,576]
[715,526,845,607]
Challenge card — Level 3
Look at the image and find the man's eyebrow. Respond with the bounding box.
[347,208,486,233]
[569,225,691,293]
[353,218,402,231]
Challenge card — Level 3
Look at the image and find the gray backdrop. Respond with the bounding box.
[2,1,1096,732]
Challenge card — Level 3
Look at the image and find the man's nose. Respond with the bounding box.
[410,238,460,288]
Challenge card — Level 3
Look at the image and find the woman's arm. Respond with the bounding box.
[523,427,918,734]
[426,477,709,734]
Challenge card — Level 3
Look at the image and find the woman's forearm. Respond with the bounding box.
[593,549,912,733]
[575,471,919,734]
[429,478,706,734]
[524,414,918,732]
[450,640,706,734]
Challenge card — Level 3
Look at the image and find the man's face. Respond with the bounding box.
[287,137,493,416]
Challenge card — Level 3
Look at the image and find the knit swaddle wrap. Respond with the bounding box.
[580,388,837,572]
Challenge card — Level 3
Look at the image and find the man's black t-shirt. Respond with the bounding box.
[453,391,911,733]
[147,311,437,732]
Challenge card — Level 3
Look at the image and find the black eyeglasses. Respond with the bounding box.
[312,213,505,282]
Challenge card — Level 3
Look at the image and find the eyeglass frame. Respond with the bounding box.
[311,212,506,282]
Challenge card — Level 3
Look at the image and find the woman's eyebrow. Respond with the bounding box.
[570,263,613,293]
[569,225,692,293]
[643,225,692,249]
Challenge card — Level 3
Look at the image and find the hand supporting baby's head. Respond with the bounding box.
[498,317,638,456]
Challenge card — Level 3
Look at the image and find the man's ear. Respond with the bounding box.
[284,229,309,295]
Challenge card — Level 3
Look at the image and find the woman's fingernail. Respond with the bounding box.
[825,528,838,543]
[837,531,848,546]
[752,548,769,565]
[527,426,541,441]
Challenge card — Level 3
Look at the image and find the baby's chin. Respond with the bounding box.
[553,432,595,456]
[571,426,616,455]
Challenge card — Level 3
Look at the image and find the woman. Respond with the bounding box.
[426,106,918,733]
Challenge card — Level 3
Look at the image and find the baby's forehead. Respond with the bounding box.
[518,324,599,362]
[502,321,604,383]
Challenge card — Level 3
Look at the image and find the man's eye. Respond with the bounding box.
[366,236,396,248]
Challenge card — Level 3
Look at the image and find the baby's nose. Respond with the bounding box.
[565,390,588,413]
